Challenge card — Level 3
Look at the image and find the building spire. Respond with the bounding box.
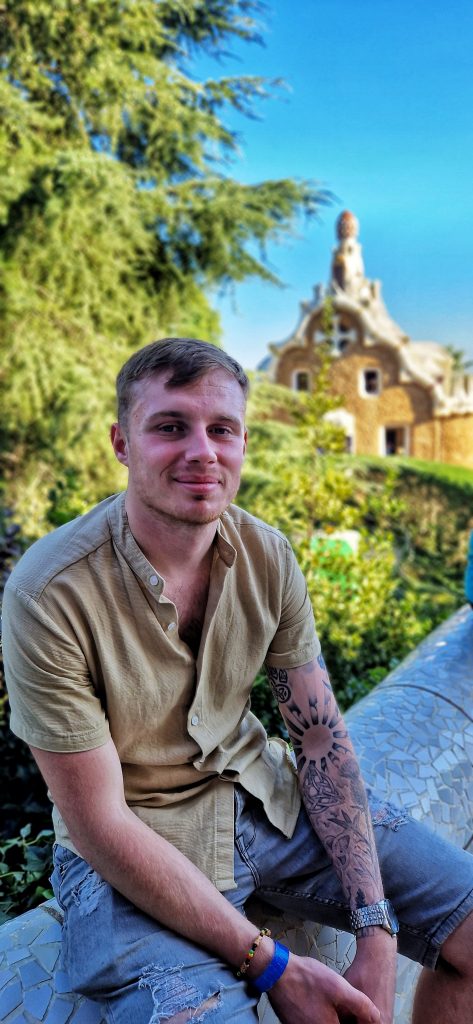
[331,210,365,294]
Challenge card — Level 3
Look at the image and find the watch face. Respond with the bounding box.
[385,901,399,935]
[382,900,399,932]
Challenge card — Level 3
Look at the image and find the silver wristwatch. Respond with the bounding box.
[350,898,399,937]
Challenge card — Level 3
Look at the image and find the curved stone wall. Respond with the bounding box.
[1,607,472,1024]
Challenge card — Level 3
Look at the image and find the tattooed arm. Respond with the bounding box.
[267,658,397,1024]
[267,656,383,908]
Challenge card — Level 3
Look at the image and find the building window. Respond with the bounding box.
[337,321,350,353]
[330,315,358,356]
[294,370,310,392]
[384,426,409,456]
[361,368,381,396]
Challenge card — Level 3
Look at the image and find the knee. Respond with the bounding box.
[440,910,473,978]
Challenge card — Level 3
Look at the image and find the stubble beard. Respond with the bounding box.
[144,494,234,529]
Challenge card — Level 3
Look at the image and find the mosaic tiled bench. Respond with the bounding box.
[1,605,472,1024]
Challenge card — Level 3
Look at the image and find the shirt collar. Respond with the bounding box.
[107,492,237,590]
[215,514,237,567]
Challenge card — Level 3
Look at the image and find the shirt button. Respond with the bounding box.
[191,714,199,726]
[167,622,176,632]
[149,574,159,586]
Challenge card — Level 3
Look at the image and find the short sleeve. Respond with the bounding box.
[264,541,320,668]
[2,582,110,753]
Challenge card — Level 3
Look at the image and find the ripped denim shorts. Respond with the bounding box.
[50,785,473,1024]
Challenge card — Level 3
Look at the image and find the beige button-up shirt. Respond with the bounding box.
[3,493,320,889]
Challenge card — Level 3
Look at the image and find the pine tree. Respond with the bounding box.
[0,0,329,533]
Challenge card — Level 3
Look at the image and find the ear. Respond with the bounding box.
[110,423,129,467]
[242,427,248,457]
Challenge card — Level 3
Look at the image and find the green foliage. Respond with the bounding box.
[0,0,329,535]
[319,295,335,341]
[243,382,468,720]
[297,531,428,709]
[364,463,471,620]
[0,675,51,844]
[247,360,345,458]
[356,454,473,492]
[0,507,54,920]
[0,825,53,924]
[250,667,286,740]
[0,510,51,841]
[445,344,473,373]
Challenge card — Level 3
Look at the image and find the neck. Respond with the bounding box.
[124,494,218,576]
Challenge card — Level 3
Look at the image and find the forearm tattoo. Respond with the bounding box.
[267,660,381,908]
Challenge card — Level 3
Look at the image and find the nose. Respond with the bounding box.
[185,427,217,463]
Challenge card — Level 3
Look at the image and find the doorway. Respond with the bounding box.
[384,426,409,456]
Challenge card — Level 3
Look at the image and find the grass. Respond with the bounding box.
[352,455,473,492]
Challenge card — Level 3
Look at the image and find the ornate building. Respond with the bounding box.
[259,211,473,467]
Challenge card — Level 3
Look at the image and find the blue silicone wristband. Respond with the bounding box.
[251,941,290,993]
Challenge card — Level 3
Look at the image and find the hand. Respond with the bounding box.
[343,930,397,1024]
[267,953,381,1024]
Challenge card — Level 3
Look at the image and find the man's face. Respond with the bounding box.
[111,369,247,527]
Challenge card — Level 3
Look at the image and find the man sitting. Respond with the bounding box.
[4,337,473,1024]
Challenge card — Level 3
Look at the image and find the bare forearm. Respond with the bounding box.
[268,660,384,909]
[67,802,258,965]
[31,742,259,970]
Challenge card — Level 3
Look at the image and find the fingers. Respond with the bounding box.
[269,955,381,1024]
[343,944,396,1023]
[335,972,381,1023]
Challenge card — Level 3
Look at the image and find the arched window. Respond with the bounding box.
[361,368,381,396]
[316,315,357,355]
[294,370,310,392]
[384,426,409,456]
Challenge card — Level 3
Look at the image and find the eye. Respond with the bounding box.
[156,423,183,433]
[210,425,233,436]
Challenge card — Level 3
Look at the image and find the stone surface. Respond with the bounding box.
[1,606,472,1024]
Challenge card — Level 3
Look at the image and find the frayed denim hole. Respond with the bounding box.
[369,793,409,831]
[139,964,221,1024]
[70,869,108,915]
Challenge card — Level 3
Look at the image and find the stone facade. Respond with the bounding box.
[260,212,473,467]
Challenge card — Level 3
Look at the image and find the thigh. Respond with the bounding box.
[51,845,259,1024]
[373,809,473,967]
[234,788,473,969]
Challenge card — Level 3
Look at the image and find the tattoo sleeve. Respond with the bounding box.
[267,666,291,704]
[266,659,384,910]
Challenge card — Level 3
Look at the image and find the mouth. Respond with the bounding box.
[174,477,221,493]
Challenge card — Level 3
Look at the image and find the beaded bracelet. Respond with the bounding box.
[236,927,271,978]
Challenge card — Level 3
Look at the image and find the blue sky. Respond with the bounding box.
[194,0,473,370]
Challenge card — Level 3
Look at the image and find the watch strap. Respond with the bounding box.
[350,898,399,935]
